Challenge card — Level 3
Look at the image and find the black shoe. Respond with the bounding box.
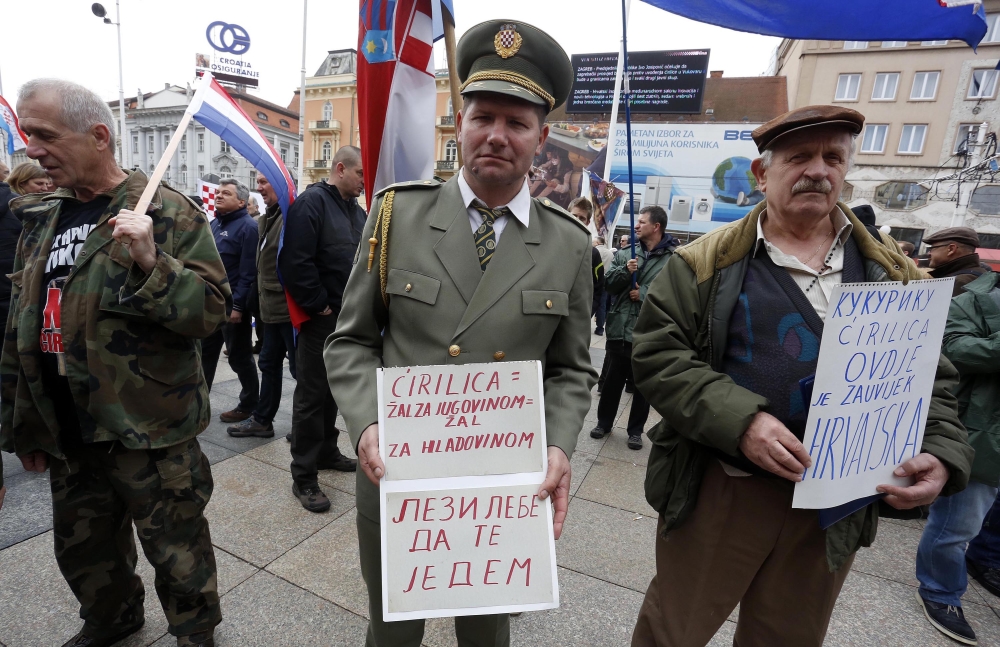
[227,417,274,438]
[967,558,1000,598]
[590,425,610,439]
[594,328,604,336]
[916,592,977,645]
[61,621,145,647]
[317,453,358,472]
[627,434,643,450]
[285,432,292,442]
[292,483,331,513]
[178,630,216,647]
[624,382,634,394]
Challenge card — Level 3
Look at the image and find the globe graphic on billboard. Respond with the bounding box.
[711,156,765,207]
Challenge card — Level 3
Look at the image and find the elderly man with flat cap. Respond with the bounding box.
[628,105,973,647]
[326,19,597,647]
[924,226,992,297]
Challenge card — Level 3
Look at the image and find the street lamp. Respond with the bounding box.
[92,1,129,169]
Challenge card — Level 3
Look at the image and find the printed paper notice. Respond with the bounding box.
[792,278,954,509]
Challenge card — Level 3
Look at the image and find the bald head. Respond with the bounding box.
[330,145,364,200]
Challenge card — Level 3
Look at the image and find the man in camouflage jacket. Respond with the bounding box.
[1,79,230,647]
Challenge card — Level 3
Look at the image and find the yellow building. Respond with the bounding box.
[301,49,458,186]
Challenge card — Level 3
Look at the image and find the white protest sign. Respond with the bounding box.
[792,278,954,509]
[380,363,546,481]
[377,361,558,620]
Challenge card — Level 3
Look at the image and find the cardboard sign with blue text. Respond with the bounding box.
[376,361,559,621]
[792,278,954,509]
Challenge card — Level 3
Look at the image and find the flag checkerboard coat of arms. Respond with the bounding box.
[200,181,219,219]
[494,24,522,59]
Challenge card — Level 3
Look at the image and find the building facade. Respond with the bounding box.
[110,82,299,198]
[774,4,1000,245]
[301,49,457,186]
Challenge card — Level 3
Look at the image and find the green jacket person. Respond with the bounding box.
[325,19,597,647]
[1,79,229,647]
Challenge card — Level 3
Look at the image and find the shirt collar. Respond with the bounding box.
[458,169,530,228]
[753,206,854,257]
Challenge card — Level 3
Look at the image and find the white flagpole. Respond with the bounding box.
[297,0,308,194]
[603,0,632,184]
[134,73,215,215]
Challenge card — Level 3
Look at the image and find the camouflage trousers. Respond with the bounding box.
[49,437,222,639]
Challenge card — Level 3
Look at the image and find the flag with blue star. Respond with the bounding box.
[360,0,396,63]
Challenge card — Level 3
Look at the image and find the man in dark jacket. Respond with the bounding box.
[914,271,1000,645]
[278,146,362,513]
[591,205,675,450]
[0,180,21,330]
[226,175,296,438]
[926,227,992,297]
[629,106,971,647]
[201,179,260,422]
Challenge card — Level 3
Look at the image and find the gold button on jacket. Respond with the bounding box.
[448,344,461,357]
[493,351,505,361]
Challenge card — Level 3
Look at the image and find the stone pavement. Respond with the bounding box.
[1,335,999,646]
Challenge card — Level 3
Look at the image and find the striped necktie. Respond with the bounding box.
[471,202,511,270]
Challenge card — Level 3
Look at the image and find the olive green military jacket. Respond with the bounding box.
[632,201,973,571]
[0,170,231,463]
[256,203,290,324]
[325,176,599,520]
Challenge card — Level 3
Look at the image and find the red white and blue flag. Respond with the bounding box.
[0,95,28,156]
[358,0,453,198]
[186,74,308,329]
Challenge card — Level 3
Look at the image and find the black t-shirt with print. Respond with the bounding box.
[39,196,110,444]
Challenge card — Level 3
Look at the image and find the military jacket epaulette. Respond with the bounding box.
[374,178,443,199]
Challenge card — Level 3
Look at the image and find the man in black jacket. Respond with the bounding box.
[0,180,21,330]
[278,146,362,512]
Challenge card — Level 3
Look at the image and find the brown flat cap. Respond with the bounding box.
[923,227,980,248]
[752,105,865,153]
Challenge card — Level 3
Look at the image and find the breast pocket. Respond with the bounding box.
[522,290,569,316]
[386,268,441,305]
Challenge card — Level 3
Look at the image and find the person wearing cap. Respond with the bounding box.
[924,226,992,297]
[629,105,971,647]
[325,19,597,647]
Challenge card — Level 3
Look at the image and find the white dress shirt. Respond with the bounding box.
[457,169,531,240]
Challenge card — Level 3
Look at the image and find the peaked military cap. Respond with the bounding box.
[457,19,573,112]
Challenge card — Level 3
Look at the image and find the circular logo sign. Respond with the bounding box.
[206,21,251,55]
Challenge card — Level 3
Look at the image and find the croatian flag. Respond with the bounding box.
[0,95,28,156]
[358,0,453,198]
[186,74,308,329]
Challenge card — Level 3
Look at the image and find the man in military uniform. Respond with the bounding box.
[2,79,230,647]
[326,20,597,647]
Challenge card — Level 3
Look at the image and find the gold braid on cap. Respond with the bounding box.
[461,71,555,111]
[366,190,394,306]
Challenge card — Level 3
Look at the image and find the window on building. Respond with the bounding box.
[249,169,257,184]
[322,141,332,161]
[148,134,154,152]
[280,119,290,127]
[445,139,457,162]
[835,74,861,101]
[986,14,1000,42]
[198,164,205,178]
[219,165,232,179]
[911,71,940,100]
[181,165,188,185]
[257,111,268,121]
[447,97,453,116]
[197,132,205,152]
[220,140,231,153]
[840,183,854,202]
[843,41,868,49]
[293,145,299,169]
[874,182,929,210]
[322,101,333,121]
[132,135,139,154]
[861,124,889,153]
[898,124,927,154]
[955,124,982,153]
[969,69,999,99]
[163,134,169,148]
[970,184,1000,215]
[280,143,289,163]
[180,136,186,152]
[881,41,907,48]
[871,73,899,100]
[921,40,948,46]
